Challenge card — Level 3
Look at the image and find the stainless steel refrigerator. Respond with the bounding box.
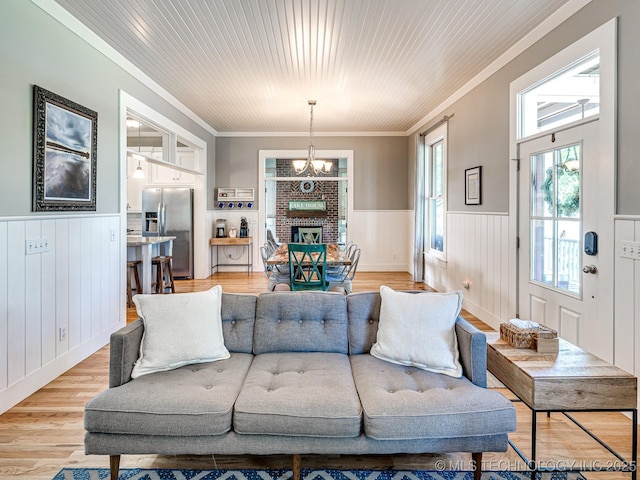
[141,187,193,279]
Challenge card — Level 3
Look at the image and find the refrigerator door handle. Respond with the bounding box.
[157,202,166,236]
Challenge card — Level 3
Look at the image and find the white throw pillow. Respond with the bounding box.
[370,286,464,377]
[131,285,230,379]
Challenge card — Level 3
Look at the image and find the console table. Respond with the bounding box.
[486,332,637,479]
[210,237,253,274]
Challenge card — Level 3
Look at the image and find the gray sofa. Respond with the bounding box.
[84,291,516,480]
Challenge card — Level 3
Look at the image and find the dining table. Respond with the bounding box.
[126,235,176,294]
[266,243,352,267]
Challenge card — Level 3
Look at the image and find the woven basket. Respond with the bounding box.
[499,322,557,349]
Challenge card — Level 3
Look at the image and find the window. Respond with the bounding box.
[425,126,447,258]
[529,144,581,295]
[518,51,600,139]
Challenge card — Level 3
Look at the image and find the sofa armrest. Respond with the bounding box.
[109,319,144,388]
[455,317,487,388]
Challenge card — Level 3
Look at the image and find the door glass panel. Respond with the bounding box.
[530,219,553,287]
[529,144,581,295]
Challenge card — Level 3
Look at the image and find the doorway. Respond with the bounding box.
[258,150,354,254]
[509,19,616,362]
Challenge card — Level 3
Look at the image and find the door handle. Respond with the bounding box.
[582,265,597,274]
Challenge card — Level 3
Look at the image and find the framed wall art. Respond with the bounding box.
[465,166,482,205]
[33,85,97,211]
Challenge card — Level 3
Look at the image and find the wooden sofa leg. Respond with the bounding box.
[292,454,301,480]
[472,452,482,480]
[110,455,121,480]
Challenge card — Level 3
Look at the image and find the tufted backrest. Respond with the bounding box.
[254,291,348,354]
[221,293,257,353]
[346,291,381,354]
[346,290,427,355]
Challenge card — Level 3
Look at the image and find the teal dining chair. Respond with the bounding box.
[288,243,328,291]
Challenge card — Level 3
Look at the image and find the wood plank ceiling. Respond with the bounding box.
[52,0,571,134]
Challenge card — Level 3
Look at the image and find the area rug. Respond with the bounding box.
[52,468,586,480]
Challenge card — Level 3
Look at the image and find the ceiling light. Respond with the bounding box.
[293,100,332,176]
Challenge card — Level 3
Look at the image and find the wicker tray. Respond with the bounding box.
[499,322,557,350]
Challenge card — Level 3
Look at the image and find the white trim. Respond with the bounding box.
[407,0,593,136]
[119,91,210,280]
[30,0,217,136]
[218,131,407,137]
[447,211,508,216]
[424,124,448,262]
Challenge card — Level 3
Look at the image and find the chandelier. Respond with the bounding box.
[292,100,332,176]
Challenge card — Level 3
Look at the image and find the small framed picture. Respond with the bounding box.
[32,85,98,211]
[465,166,482,205]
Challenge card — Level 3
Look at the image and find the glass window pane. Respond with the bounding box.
[432,141,444,197]
[531,151,554,218]
[556,145,580,218]
[531,219,554,286]
[557,220,580,294]
[430,199,444,252]
[127,117,165,161]
[519,52,599,139]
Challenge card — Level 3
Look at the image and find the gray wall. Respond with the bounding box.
[0,0,216,216]
[214,136,408,211]
[409,0,640,215]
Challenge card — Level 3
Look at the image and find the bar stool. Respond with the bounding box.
[126,260,142,307]
[152,256,175,294]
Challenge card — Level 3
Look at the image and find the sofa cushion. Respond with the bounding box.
[254,292,348,354]
[350,354,516,440]
[234,352,362,437]
[370,286,463,377]
[131,286,230,378]
[221,293,257,353]
[85,353,253,436]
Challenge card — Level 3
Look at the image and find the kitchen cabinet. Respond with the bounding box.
[150,165,195,184]
[149,150,196,185]
[126,157,148,212]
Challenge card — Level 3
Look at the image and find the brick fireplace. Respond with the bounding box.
[275,159,339,243]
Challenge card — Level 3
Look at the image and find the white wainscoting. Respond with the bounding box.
[614,217,640,377]
[0,214,124,414]
[424,212,511,330]
[349,210,413,272]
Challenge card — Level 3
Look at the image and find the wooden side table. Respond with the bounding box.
[210,237,253,275]
[487,332,637,478]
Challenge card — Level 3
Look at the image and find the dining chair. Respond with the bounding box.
[288,243,329,291]
[327,247,361,294]
[297,227,322,243]
[260,245,290,290]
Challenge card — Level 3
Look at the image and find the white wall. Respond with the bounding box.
[0,214,123,414]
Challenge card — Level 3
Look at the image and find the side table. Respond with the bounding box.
[486,332,637,479]
[210,237,253,275]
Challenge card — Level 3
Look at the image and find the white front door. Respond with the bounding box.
[517,121,614,362]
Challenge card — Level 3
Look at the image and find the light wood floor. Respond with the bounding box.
[0,272,635,479]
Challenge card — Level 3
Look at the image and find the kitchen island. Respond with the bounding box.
[126,235,175,294]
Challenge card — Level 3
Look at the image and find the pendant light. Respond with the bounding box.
[293,101,332,176]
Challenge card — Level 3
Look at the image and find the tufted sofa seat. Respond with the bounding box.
[84,290,516,480]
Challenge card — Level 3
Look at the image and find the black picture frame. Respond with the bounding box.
[33,85,97,211]
[465,166,482,205]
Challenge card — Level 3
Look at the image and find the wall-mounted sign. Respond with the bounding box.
[288,200,326,211]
